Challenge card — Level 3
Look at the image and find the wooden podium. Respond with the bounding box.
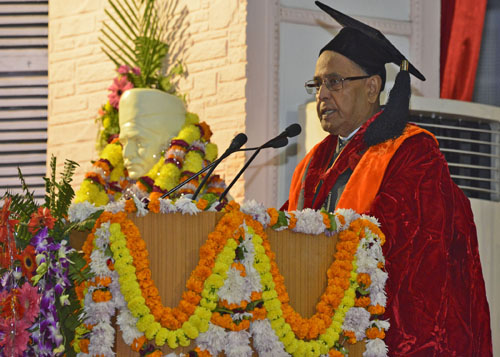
[72,211,365,356]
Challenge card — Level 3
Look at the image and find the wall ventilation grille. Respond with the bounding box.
[0,0,48,200]
[410,111,499,202]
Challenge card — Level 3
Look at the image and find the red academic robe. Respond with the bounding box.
[283,117,492,356]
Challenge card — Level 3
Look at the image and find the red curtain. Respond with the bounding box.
[440,0,488,101]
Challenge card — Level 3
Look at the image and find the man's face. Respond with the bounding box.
[120,122,162,179]
[315,51,372,137]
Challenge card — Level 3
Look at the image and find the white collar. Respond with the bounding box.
[339,126,361,143]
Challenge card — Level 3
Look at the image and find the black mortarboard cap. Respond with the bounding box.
[315,1,425,147]
[316,1,425,81]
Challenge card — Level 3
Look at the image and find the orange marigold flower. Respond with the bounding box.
[344,330,357,344]
[92,290,112,302]
[225,200,241,213]
[136,181,149,192]
[321,212,331,229]
[94,160,111,175]
[329,349,343,357]
[131,336,147,352]
[357,273,372,288]
[79,339,90,353]
[366,327,385,339]
[147,351,163,357]
[84,172,106,186]
[75,283,86,301]
[231,262,246,277]
[196,199,209,210]
[198,121,213,141]
[368,304,385,316]
[267,207,279,226]
[288,212,297,229]
[355,296,371,308]
[194,347,212,357]
[251,291,262,301]
[252,307,267,320]
[94,276,112,287]
[124,199,137,213]
[148,192,163,213]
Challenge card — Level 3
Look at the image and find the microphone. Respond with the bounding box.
[160,134,282,199]
[240,136,288,151]
[191,133,247,200]
[218,124,301,202]
[262,123,301,148]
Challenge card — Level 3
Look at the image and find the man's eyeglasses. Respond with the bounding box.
[305,74,371,94]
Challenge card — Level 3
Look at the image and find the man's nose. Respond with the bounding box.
[317,82,330,100]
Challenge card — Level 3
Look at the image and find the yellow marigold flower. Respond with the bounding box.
[109,164,125,182]
[225,238,238,249]
[182,321,199,339]
[175,125,201,144]
[295,340,307,356]
[137,314,155,332]
[156,163,180,190]
[285,339,298,353]
[185,112,200,125]
[183,151,203,173]
[155,327,168,346]
[199,299,216,311]
[167,332,178,349]
[177,330,190,347]
[213,261,229,275]
[101,142,123,167]
[205,142,218,162]
[145,321,161,340]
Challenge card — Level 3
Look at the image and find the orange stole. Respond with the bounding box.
[288,125,436,212]
[336,125,436,213]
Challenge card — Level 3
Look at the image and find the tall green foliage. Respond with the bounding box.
[100,0,183,92]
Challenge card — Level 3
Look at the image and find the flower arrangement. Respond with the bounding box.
[71,197,389,356]
[96,0,185,152]
[75,111,224,207]
[78,0,226,209]
[0,158,97,356]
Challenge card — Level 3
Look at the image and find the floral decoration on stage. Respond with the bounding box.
[0,158,97,356]
[76,0,226,208]
[75,110,225,207]
[70,198,389,357]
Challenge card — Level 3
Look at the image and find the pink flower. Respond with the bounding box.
[0,317,31,356]
[108,76,134,109]
[17,283,40,324]
[117,65,131,74]
[132,67,141,75]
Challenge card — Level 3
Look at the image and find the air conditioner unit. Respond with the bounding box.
[298,96,500,354]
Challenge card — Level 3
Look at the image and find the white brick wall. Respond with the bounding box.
[48,0,248,202]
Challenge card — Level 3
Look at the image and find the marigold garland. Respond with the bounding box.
[78,202,388,356]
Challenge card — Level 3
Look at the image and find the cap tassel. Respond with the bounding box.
[364,60,411,147]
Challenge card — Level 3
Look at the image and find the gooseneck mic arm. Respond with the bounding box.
[191,133,247,201]
[218,124,301,202]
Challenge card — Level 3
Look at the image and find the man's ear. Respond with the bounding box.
[366,75,382,104]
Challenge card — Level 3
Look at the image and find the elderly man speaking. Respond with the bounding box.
[283,2,492,355]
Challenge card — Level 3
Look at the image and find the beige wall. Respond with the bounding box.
[48,0,248,202]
